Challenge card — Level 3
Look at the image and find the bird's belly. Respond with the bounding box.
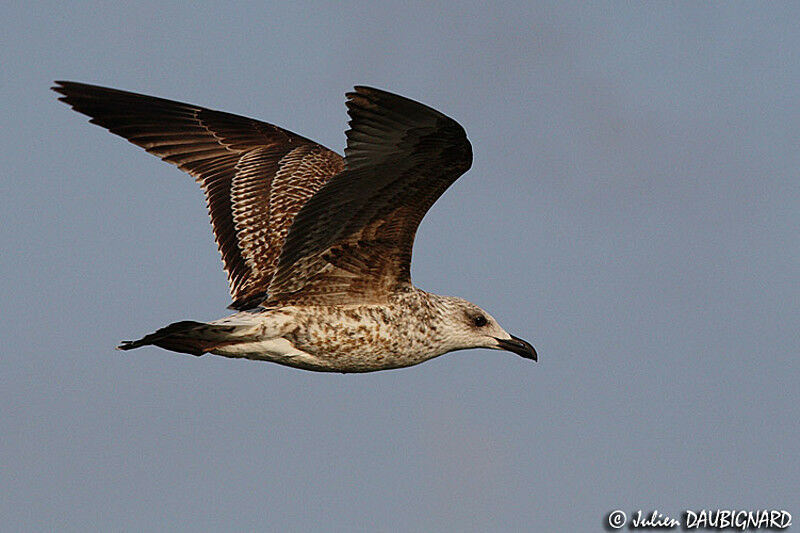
[211,337,322,368]
[211,335,435,373]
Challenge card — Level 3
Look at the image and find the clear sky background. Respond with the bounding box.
[2,2,798,531]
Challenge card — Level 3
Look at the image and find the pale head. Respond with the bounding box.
[434,296,537,361]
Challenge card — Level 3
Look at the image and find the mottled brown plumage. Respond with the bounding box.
[54,82,535,372]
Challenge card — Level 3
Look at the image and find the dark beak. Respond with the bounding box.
[496,335,537,361]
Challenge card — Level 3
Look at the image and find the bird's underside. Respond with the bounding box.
[54,81,536,372]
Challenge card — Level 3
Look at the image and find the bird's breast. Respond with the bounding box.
[282,302,445,371]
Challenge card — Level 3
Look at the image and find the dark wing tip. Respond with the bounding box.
[52,81,197,113]
[343,85,472,170]
[52,80,102,98]
[51,80,73,92]
[52,81,128,110]
[52,80,79,102]
[345,85,455,121]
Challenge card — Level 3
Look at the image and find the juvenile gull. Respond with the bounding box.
[53,82,536,372]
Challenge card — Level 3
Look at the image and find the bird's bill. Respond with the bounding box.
[495,335,537,361]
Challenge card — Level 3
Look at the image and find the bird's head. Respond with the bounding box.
[436,296,537,362]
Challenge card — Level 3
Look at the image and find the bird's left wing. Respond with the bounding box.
[53,82,343,309]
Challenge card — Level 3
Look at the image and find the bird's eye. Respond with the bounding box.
[472,315,488,327]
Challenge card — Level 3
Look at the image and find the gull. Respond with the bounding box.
[53,81,536,372]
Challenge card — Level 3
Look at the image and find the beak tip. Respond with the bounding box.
[497,335,537,362]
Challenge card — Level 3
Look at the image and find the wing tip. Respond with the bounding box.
[346,85,403,107]
[51,80,72,99]
[51,80,88,95]
[347,85,385,101]
[345,85,462,129]
[51,80,108,105]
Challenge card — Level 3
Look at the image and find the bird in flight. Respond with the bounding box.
[54,82,536,372]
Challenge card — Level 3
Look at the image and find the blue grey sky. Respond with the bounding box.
[2,2,798,531]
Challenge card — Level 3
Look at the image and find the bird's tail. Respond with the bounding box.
[117,320,241,356]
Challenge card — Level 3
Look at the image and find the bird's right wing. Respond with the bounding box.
[267,86,472,305]
[53,81,344,309]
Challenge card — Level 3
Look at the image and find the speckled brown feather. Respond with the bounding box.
[52,81,343,309]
